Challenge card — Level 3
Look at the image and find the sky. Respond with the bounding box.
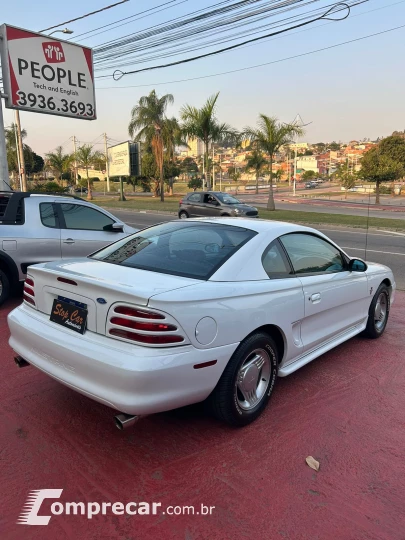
[1,0,405,156]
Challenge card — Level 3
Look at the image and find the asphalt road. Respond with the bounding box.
[236,194,405,220]
[113,209,405,290]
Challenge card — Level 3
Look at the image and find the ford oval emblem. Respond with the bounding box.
[97,298,107,304]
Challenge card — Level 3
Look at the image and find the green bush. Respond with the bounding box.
[28,181,66,193]
[378,185,392,195]
[187,177,203,191]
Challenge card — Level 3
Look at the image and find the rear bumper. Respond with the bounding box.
[8,304,239,415]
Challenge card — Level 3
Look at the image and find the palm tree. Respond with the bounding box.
[75,144,102,200]
[243,115,304,210]
[45,146,73,184]
[128,90,174,202]
[245,149,267,194]
[181,92,238,190]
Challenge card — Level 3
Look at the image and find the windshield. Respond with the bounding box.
[91,222,257,280]
[215,194,241,205]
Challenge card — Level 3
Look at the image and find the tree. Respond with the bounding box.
[245,149,267,194]
[128,90,174,202]
[45,146,73,184]
[328,141,341,152]
[5,124,30,183]
[75,144,103,200]
[141,151,160,196]
[359,148,403,204]
[243,115,304,210]
[181,157,198,180]
[181,92,238,190]
[30,152,45,174]
[188,177,203,191]
[302,170,316,181]
[335,164,356,199]
[377,136,405,167]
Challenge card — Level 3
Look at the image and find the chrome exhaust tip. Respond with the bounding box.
[14,356,30,368]
[114,413,140,430]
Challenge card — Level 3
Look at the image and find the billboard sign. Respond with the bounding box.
[0,24,96,120]
[108,142,141,177]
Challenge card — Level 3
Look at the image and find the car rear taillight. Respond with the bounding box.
[23,277,35,307]
[108,305,186,347]
[179,199,183,206]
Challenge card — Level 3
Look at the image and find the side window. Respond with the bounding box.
[60,204,114,231]
[280,233,345,275]
[262,241,293,278]
[204,194,217,204]
[40,203,58,229]
[187,193,201,203]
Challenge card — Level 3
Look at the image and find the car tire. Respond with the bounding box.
[0,269,11,306]
[220,213,230,217]
[178,211,189,219]
[363,283,390,339]
[209,332,278,427]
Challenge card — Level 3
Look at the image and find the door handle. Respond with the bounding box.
[310,293,321,303]
[63,238,75,244]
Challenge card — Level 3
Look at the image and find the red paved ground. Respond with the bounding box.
[1,294,405,540]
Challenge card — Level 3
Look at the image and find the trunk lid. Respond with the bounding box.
[27,259,199,334]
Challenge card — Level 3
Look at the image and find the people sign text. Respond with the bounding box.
[0,25,96,120]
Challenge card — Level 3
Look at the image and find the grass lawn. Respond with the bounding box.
[91,196,405,231]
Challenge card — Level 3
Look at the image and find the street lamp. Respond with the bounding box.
[48,28,74,36]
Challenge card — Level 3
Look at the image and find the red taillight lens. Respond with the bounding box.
[23,293,35,306]
[109,328,184,344]
[23,277,36,306]
[24,286,35,297]
[110,317,177,332]
[113,306,165,320]
[57,277,77,286]
[179,199,183,206]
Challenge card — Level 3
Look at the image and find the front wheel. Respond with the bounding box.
[178,210,189,219]
[363,283,390,339]
[209,332,278,427]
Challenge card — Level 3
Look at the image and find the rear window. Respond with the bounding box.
[91,222,257,280]
[0,194,24,225]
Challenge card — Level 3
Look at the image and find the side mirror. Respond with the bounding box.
[349,258,367,272]
[104,223,124,232]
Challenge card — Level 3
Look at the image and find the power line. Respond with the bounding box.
[39,0,130,32]
[105,1,355,80]
[70,0,189,42]
[97,22,405,89]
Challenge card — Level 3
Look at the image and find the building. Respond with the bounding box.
[187,137,210,157]
[295,155,319,174]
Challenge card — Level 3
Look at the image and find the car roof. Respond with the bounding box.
[183,216,320,236]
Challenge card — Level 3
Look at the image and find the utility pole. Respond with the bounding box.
[212,145,215,190]
[219,154,222,191]
[14,123,22,191]
[104,132,110,192]
[0,96,11,191]
[72,135,78,184]
[15,110,27,191]
[293,147,297,197]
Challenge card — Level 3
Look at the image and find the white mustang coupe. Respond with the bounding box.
[8,218,395,428]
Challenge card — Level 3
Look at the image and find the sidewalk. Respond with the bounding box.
[1,292,405,539]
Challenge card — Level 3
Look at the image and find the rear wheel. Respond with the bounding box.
[0,269,11,306]
[210,332,278,427]
[363,283,390,339]
[221,213,230,217]
[179,210,189,219]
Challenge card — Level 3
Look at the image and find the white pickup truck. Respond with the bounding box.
[0,192,136,305]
